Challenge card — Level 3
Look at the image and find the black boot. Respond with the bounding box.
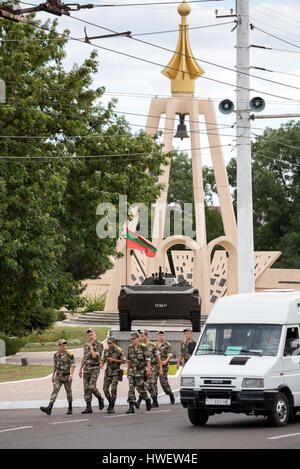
[98,396,105,410]
[107,399,114,414]
[145,398,152,411]
[81,401,93,414]
[109,400,115,414]
[135,396,142,409]
[66,402,72,415]
[169,393,175,405]
[40,402,53,416]
[152,396,159,408]
[126,403,135,414]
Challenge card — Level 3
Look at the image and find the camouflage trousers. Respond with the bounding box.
[158,366,172,395]
[83,367,102,402]
[103,372,119,403]
[128,373,150,404]
[146,366,159,398]
[50,374,72,403]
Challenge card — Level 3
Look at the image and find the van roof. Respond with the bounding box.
[207,291,300,325]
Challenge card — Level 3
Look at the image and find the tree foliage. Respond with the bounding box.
[226,121,300,268]
[0,16,167,334]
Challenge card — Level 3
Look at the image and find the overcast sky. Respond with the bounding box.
[34,0,300,173]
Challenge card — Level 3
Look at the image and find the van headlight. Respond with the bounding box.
[181,377,195,387]
[242,378,264,388]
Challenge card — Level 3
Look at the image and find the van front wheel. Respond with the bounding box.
[188,408,209,426]
[267,392,289,427]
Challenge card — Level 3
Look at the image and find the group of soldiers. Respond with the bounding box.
[40,327,197,416]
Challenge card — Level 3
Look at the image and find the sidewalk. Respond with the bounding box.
[0,349,181,409]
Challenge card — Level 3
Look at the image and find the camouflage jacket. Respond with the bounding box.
[127,343,150,376]
[83,339,103,369]
[103,345,125,375]
[53,351,75,375]
[180,339,197,364]
[143,341,160,368]
[156,341,172,366]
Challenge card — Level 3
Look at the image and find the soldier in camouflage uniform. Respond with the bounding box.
[126,331,152,414]
[79,328,104,414]
[40,339,75,416]
[176,328,197,369]
[101,336,125,414]
[156,331,175,404]
[136,329,163,408]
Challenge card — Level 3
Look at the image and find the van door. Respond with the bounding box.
[283,325,300,406]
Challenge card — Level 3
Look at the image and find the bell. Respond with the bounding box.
[174,114,189,140]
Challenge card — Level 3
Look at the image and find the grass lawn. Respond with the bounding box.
[0,364,53,383]
[19,326,110,353]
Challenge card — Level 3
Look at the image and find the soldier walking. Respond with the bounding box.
[137,329,163,408]
[40,339,75,416]
[156,331,175,404]
[176,328,197,369]
[101,336,125,414]
[79,328,104,414]
[126,331,152,414]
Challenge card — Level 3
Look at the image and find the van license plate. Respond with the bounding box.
[205,398,231,406]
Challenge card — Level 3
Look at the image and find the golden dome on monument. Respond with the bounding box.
[178,1,191,17]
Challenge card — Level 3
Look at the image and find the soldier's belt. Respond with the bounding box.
[57,372,70,376]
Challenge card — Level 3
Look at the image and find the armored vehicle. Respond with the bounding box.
[118,267,201,332]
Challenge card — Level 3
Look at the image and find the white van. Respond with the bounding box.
[180,291,300,427]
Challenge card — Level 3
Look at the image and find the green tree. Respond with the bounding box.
[167,152,223,242]
[226,121,300,268]
[0,15,167,335]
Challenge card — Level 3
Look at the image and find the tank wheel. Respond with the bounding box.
[267,392,289,427]
[188,408,209,426]
[191,311,200,332]
[119,310,131,331]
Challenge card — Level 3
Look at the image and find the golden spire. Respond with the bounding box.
[162,0,205,95]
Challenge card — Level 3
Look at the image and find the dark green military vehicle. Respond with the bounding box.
[118,267,201,332]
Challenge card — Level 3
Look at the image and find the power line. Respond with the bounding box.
[19,0,226,8]
[250,0,300,33]
[250,24,300,50]
[4,8,300,104]
[251,44,300,55]
[132,20,235,36]
[69,14,300,92]
[0,143,234,159]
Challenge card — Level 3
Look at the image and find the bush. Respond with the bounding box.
[26,307,57,332]
[0,336,25,356]
[56,311,67,321]
[81,292,107,313]
[23,338,80,348]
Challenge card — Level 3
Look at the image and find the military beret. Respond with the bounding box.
[157,330,165,335]
[87,328,95,333]
[107,337,115,343]
[58,339,67,345]
[130,332,139,339]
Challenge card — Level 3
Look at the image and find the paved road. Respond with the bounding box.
[1,404,300,449]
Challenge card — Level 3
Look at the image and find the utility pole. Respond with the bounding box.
[236,0,254,293]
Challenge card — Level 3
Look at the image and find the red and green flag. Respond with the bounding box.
[126,228,157,257]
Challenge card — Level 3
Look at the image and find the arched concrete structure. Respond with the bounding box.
[207,236,238,298]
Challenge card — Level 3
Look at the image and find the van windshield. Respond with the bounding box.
[196,324,282,357]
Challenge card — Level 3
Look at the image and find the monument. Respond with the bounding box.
[83,0,300,318]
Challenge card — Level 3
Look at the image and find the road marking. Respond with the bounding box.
[142,410,170,415]
[49,419,89,425]
[0,426,33,433]
[104,414,135,419]
[268,432,300,440]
